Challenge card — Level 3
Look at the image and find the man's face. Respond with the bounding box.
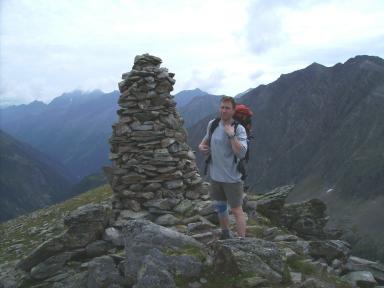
[220,101,235,121]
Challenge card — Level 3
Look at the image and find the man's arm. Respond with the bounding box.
[224,124,247,158]
[228,135,243,155]
[198,120,213,155]
[198,138,209,155]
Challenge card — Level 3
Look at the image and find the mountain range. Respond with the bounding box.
[188,55,384,260]
[1,54,384,261]
[0,88,218,180]
[0,130,75,221]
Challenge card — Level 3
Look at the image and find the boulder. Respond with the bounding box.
[173,199,194,214]
[342,271,377,288]
[30,252,74,280]
[103,227,124,247]
[280,199,328,239]
[85,240,110,258]
[155,214,180,226]
[123,219,204,286]
[135,259,176,288]
[17,234,65,271]
[87,255,123,288]
[343,256,384,284]
[308,240,350,262]
[213,238,285,283]
[255,185,293,224]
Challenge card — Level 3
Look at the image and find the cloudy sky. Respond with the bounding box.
[1,0,383,106]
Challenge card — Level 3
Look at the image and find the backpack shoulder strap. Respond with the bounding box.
[208,118,220,146]
[233,120,239,135]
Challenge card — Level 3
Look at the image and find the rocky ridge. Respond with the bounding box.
[1,184,384,287]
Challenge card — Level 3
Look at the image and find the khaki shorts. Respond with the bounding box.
[209,179,244,208]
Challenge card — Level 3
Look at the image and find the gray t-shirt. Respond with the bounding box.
[203,119,248,183]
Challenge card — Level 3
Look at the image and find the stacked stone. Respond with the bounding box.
[107,54,202,216]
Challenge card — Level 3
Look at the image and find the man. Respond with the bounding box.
[198,96,247,239]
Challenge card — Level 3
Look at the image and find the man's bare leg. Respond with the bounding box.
[218,214,229,231]
[231,206,246,237]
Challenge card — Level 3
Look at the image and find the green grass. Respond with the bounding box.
[286,254,316,275]
[0,185,112,264]
[175,268,261,288]
[246,225,265,238]
[162,244,207,262]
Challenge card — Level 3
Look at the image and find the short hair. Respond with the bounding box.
[220,95,236,109]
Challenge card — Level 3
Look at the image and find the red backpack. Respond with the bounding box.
[234,104,253,139]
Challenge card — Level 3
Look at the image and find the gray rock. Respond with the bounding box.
[114,211,150,227]
[155,214,180,226]
[281,198,328,239]
[30,252,74,280]
[135,259,176,288]
[163,180,184,190]
[332,258,342,269]
[213,238,285,283]
[123,219,203,252]
[308,240,350,262]
[237,276,268,288]
[130,121,153,131]
[121,199,141,211]
[273,234,299,242]
[185,189,200,200]
[143,182,162,191]
[343,256,384,284]
[17,234,65,271]
[187,218,215,234]
[123,220,204,285]
[188,281,202,288]
[103,227,124,247]
[147,248,202,278]
[49,271,88,288]
[173,199,194,214]
[300,278,327,288]
[342,271,377,288]
[121,173,147,184]
[255,185,293,224]
[16,201,110,279]
[143,198,180,210]
[86,240,110,257]
[290,272,302,284]
[63,203,111,230]
[87,255,123,288]
[62,203,111,249]
[191,232,215,244]
[130,247,202,287]
[194,201,215,216]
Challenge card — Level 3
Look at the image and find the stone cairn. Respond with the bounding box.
[105,54,203,221]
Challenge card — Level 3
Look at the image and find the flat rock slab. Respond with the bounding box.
[308,240,350,262]
[213,237,285,283]
[342,271,377,288]
[122,219,205,287]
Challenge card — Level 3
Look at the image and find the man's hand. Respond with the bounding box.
[198,143,210,155]
[224,124,235,137]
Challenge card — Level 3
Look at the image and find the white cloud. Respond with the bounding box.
[1,0,383,106]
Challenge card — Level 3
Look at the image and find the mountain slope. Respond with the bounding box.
[0,130,76,222]
[187,55,384,259]
[0,88,217,178]
[239,56,384,199]
[179,93,221,127]
[0,90,120,179]
[174,88,209,108]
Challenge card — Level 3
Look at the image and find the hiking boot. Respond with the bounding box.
[219,229,232,240]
